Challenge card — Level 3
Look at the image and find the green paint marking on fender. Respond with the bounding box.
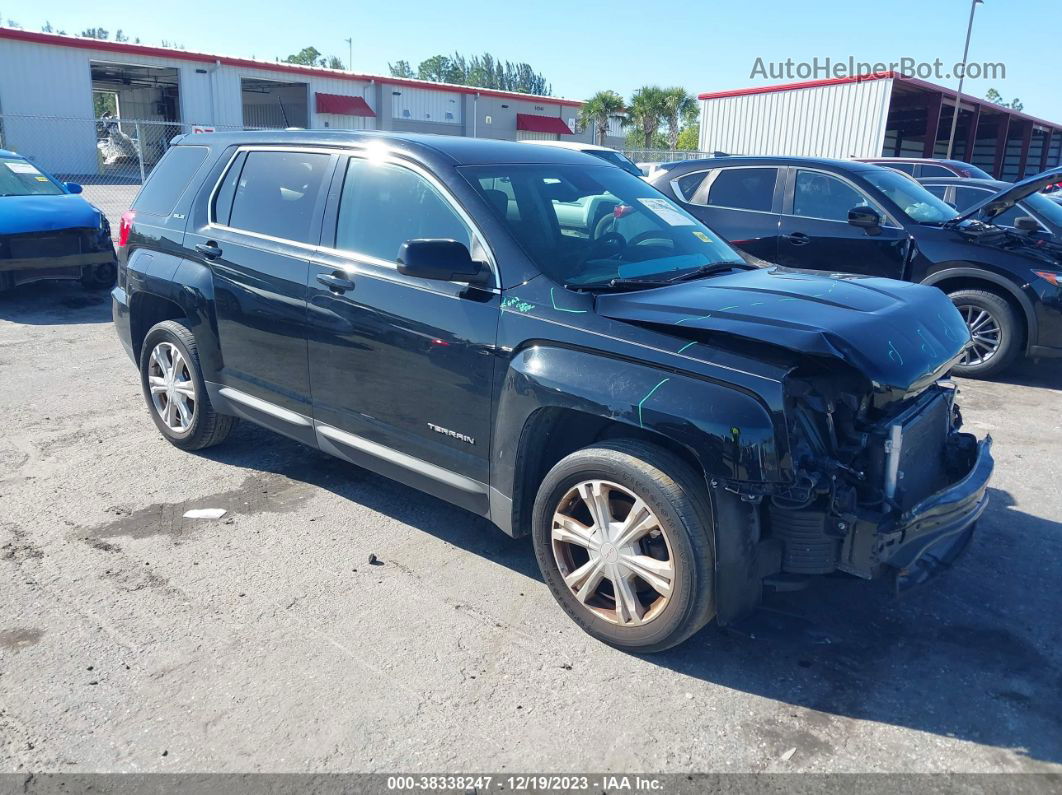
[675,313,711,325]
[677,341,697,354]
[718,305,739,311]
[637,378,670,428]
[550,286,588,314]
[501,296,535,313]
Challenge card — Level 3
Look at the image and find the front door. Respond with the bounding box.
[186,147,335,443]
[306,155,499,513]
[673,166,782,261]
[777,168,909,279]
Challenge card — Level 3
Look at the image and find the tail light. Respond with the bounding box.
[117,210,135,248]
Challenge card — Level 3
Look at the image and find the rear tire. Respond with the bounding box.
[531,440,715,653]
[139,319,236,450]
[948,288,1021,379]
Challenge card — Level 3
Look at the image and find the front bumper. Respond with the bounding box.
[112,286,135,363]
[838,437,993,586]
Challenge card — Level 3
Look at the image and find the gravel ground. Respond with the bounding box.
[1,280,1060,774]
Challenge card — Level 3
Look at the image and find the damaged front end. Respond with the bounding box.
[731,363,992,592]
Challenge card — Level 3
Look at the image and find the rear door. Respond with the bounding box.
[305,154,499,513]
[186,147,336,443]
[777,167,910,278]
[668,166,781,260]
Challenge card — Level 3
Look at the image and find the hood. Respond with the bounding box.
[955,166,1062,223]
[0,194,102,236]
[595,267,970,393]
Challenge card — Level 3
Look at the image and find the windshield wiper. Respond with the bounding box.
[664,262,745,283]
[567,277,672,292]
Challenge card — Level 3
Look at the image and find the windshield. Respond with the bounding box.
[0,156,64,197]
[586,150,644,177]
[862,169,958,224]
[460,164,744,287]
[1023,191,1062,228]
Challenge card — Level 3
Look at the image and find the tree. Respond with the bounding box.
[661,87,697,150]
[389,60,415,78]
[81,27,109,40]
[579,90,625,146]
[417,55,460,83]
[115,29,128,43]
[284,46,324,66]
[325,55,344,70]
[625,127,667,151]
[628,86,668,149]
[676,122,700,151]
[985,87,1023,112]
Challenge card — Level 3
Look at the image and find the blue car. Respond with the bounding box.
[0,149,116,292]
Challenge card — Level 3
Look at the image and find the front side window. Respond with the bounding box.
[0,156,64,197]
[461,163,743,287]
[861,168,958,224]
[923,184,949,201]
[792,170,872,222]
[952,186,992,213]
[875,160,916,175]
[695,167,777,211]
[227,150,331,243]
[335,158,472,262]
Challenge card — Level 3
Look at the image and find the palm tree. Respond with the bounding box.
[628,86,668,149]
[579,90,626,146]
[661,87,697,151]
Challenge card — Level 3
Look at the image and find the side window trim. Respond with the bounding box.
[783,166,902,229]
[319,152,499,288]
[206,145,339,250]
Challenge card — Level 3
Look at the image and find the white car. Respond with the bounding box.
[519,140,645,178]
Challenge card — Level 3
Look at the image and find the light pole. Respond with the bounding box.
[344,37,352,71]
[946,0,983,159]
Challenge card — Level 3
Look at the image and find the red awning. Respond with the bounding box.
[315,92,375,117]
[516,113,572,135]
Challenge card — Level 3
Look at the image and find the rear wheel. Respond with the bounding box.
[139,320,236,450]
[532,440,715,653]
[948,288,1021,378]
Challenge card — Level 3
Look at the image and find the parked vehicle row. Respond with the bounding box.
[113,131,994,651]
[648,157,1062,377]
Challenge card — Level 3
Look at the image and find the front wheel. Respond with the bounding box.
[531,440,716,653]
[948,288,1021,379]
[80,261,117,290]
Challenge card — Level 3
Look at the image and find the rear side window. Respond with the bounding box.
[334,158,472,262]
[671,171,708,203]
[134,146,209,216]
[227,150,332,243]
[695,167,777,211]
[923,184,949,200]
[919,164,956,178]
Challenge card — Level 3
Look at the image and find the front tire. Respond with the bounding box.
[948,288,1021,379]
[139,320,236,450]
[80,261,118,290]
[531,440,715,653]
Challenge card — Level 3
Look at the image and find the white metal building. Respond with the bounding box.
[0,27,621,178]
[699,72,1062,180]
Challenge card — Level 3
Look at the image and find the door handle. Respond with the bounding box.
[195,241,222,259]
[785,232,810,246]
[316,272,356,294]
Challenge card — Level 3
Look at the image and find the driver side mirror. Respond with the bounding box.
[64,182,83,194]
[848,206,882,235]
[1014,216,1040,233]
[397,239,490,285]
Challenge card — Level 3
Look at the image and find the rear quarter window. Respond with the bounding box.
[133,145,210,217]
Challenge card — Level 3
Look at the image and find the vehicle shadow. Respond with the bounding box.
[960,358,1062,391]
[196,421,542,582]
[200,424,1062,764]
[0,280,113,325]
[653,485,1062,765]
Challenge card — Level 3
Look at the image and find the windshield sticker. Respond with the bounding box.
[5,161,42,175]
[637,198,695,226]
[692,230,713,243]
[34,176,49,182]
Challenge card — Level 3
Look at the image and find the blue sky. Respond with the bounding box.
[5,0,1059,120]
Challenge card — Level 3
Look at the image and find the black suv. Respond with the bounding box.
[856,157,992,180]
[649,157,1062,378]
[113,132,992,652]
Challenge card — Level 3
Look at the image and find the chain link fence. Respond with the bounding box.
[0,114,272,230]
[622,149,719,165]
